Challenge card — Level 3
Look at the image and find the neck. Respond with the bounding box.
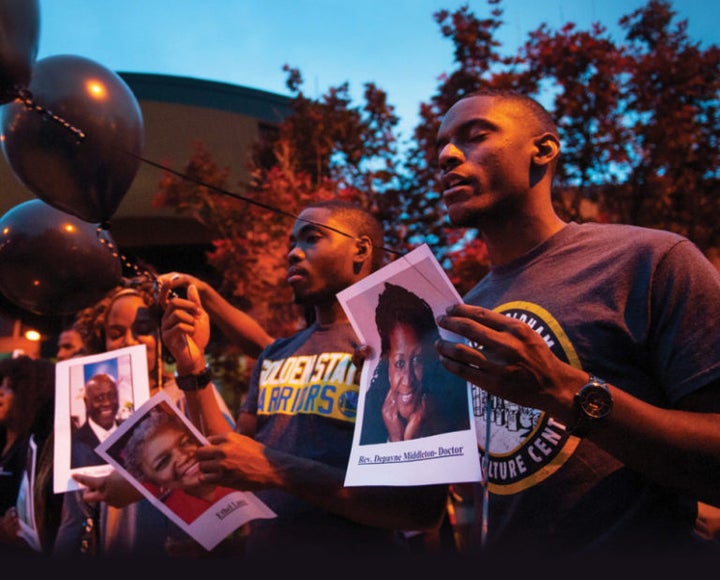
[2,429,18,455]
[481,211,566,267]
[187,483,217,502]
[314,300,348,327]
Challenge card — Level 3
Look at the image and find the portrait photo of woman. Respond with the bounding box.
[359,282,470,445]
[119,401,235,525]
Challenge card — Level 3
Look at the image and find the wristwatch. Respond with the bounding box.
[566,374,613,438]
[175,365,213,392]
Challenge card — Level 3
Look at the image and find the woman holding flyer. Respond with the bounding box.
[0,355,58,555]
[54,274,236,558]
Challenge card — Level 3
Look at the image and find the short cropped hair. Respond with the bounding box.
[303,199,386,271]
[123,407,186,482]
[458,88,559,139]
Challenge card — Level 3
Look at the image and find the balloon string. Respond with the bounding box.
[15,89,86,143]
[132,153,460,311]
[13,90,405,259]
[94,229,147,278]
[129,152,405,258]
[110,153,459,313]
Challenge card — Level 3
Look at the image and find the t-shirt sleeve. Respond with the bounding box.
[651,239,720,402]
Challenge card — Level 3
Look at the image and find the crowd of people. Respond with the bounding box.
[1,90,720,563]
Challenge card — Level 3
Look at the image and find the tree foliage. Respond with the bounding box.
[154,66,402,342]
[154,0,719,359]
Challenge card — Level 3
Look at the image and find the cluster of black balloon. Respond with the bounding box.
[0,0,145,315]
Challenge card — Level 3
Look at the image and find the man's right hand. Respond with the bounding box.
[72,471,143,508]
[351,344,372,372]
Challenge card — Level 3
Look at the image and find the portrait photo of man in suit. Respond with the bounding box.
[70,373,120,468]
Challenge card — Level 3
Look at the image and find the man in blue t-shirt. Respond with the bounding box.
[433,89,720,557]
[160,200,449,558]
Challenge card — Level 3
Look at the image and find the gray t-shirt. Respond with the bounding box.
[464,221,720,556]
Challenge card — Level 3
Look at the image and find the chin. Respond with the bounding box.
[292,292,308,305]
[447,205,476,228]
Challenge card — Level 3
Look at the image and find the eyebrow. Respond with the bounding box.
[297,217,355,239]
[436,118,497,150]
[289,222,329,244]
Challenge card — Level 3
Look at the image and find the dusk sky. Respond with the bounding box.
[37,0,718,142]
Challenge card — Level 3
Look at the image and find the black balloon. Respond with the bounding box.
[1,54,144,223]
[0,199,122,315]
[0,0,39,103]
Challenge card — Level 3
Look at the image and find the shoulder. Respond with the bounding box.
[566,222,705,266]
[571,221,687,247]
[258,325,315,358]
[72,423,95,441]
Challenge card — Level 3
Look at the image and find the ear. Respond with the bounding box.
[353,235,373,274]
[532,133,560,167]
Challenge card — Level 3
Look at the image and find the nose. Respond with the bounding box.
[287,245,304,264]
[438,141,463,172]
[397,364,412,386]
[120,328,140,346]
[173,447,188,464]
[173,446,194,472]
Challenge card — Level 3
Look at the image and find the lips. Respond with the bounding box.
[99,409,115,420]
[182,461,200,479]
[441,172,473,204]
[398,390,416,405]
[287,266,307,285]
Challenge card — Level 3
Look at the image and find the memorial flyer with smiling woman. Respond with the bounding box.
[96,391,276,551]
[338,244,481,487]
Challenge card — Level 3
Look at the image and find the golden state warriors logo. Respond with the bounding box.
[474,301,582,495]
[257,352,359,423]
[337,390,359,420]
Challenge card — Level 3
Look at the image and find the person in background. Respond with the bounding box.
[432,88,720,557]
[159,199,449,559]
[0,355,58,556]
[55,275,236,559]
[56,327,85,362]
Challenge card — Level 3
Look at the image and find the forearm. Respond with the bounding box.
[536,372,720,505]
[264,448,448,530]
[160,272,272,359]
[184,385,237,437]
[584,387,720,506]
[197,284,273,359]
[537,370,720,504]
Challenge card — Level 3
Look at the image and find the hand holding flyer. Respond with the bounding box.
[337,244,482,486]
[95,390,275,551]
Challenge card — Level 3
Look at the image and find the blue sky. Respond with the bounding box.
[37,0,718,142]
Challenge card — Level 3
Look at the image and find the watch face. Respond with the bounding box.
[579,384,613,419]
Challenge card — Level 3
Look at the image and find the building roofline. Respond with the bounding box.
[118,71,292,123]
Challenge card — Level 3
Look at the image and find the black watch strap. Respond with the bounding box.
[175,365,212,392]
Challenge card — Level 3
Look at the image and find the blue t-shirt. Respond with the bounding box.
[240,321,405,557]
[464,221,720,556]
